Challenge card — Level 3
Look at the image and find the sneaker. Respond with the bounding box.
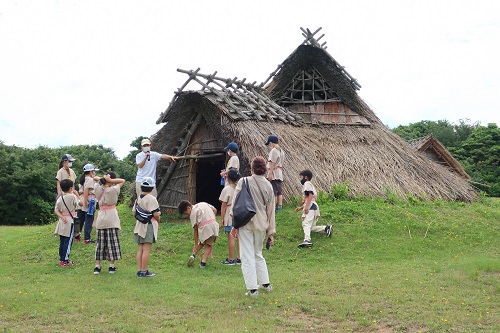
[235,258,242,265]
[199,262,207,268]
[275,206,283,211]
[84,239,96,244]
[74,236,81,242]
[108,267,117,274]
[137,271,146,278]
[221,258,236,266]
[259,284,273,292]
[298,240,313,248]
[145,270,156,277]
[245,290,258,297]
[65,261,75,266]
[59,261,69,267]
[187,255,195,267]
[325,225,332,237]
[94,266,101,275]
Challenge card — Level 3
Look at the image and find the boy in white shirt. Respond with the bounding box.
[295,169,332,248]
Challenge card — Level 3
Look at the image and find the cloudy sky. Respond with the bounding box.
[1,0,499,159]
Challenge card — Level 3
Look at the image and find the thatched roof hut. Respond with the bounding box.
[407,134,470,179]
[152,28,477,209]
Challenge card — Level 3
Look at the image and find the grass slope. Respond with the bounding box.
[0,197,499,332]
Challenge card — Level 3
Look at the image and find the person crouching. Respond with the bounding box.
[178,200,219,268]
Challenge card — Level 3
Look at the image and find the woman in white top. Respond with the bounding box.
[231,156,276,297]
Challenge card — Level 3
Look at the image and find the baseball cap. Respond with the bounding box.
[61,154,75,162]
[141,177,156,187]
[83,163,99,172]
[265,135,279,145]
[224,142,238,153]
[141,139,152,146]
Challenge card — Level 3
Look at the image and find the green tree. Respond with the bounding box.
[0,142,139,225]
[0,144,55,225]
[392,119,480,148]
[453,123,500,196]
[123,136,148,165]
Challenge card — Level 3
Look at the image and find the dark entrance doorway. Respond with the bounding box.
[196,157,225,212]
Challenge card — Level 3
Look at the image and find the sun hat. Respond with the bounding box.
[265,135,279,145]
[83,163,99,172]
[141,177,156,188]
[61,154,75,162]
[141,139,152,146]
[224,142,239,153]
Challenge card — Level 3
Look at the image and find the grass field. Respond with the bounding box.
[0,196,499,332]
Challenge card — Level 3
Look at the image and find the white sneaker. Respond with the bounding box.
[187,255,195,267]
[298,240,313,248]
[245,290,258,297]
[259,284,273,292]
[325,225,332,237]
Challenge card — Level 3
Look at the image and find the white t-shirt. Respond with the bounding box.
[135,151,162,182]
[226,155,240,170]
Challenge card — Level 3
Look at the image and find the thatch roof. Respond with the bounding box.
[407,134,470,179]
[151,27,478,208]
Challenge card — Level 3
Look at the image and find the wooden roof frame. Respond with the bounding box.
[156,68,303,126]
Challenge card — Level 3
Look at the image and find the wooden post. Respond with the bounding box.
[156,112,204,195]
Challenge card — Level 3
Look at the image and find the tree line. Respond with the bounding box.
[0,138,145,226]
[392,119,499,197]
[0,121,498,226]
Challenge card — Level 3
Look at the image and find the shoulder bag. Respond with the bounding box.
[134,198,153,224]
[61,195,77,224]
[232,177,266,229]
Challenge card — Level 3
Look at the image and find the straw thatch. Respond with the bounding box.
[152,28,478,208]
[407,134,470,179]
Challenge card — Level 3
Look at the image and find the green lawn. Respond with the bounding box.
[0,197,499,332]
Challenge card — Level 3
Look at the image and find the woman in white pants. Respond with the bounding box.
[231,156,276,297]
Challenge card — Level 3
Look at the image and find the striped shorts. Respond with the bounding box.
[95,228,122,261]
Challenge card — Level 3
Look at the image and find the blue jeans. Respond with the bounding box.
[59,223,74,261]
[84,212,94,241]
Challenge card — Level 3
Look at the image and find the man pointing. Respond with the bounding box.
[136,138,178,198]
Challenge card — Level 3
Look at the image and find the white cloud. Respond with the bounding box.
[1,0,499,158]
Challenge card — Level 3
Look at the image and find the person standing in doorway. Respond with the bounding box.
[135,138,178,198]
[220,142,240,187]
[265,135,285,211]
